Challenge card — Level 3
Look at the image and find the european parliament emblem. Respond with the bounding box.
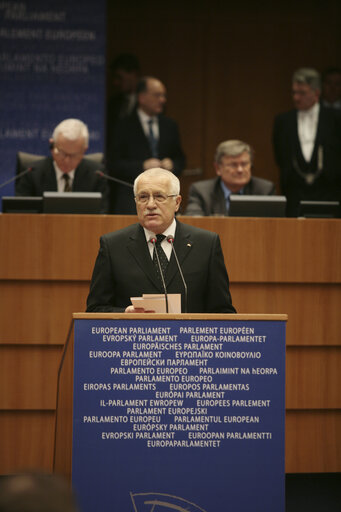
[130,492,207,512]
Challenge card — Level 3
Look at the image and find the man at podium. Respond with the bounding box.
[86,168,236,314]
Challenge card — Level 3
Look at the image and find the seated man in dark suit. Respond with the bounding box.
[16,118,109,213]
[185,139,275,216]
[86,168,235,314]
[108,76,186,214]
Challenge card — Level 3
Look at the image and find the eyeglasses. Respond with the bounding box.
[222,161,250,170]
[53,146,84,160]
[135,193,177,204]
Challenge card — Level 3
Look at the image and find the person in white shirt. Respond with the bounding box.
[273,68,341,216]
[86,168,235,314]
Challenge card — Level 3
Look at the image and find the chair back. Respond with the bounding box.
[84,152,104,165]
[16,151,45,174]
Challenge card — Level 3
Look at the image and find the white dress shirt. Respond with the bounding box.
[53,162,75,192]
[297,102,320,162]
[137,109,159,140]
[143,218,177,261]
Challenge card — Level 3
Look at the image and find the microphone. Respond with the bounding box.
[95,170,133,188]
[167,235,188,313]
[149,237,169,313]
[0,167,33,191]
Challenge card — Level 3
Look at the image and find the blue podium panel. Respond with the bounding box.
[72,318,286,512]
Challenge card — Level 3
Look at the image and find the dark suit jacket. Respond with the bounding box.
[273,105,341,216]
[86,220,236,314]
[15,157,109,213]
[108,111,186,214]
[106,92,137,154]
[184,176,276,216]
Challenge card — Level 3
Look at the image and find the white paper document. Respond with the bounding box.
[130,293,181,313]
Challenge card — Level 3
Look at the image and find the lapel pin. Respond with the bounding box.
[187,243,192,247]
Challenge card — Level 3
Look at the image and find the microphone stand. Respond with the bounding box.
[167,235,188,313]
[95,170,133,188]
[0,167,32,190]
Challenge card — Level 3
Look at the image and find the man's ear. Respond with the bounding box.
[214,162,221,177]
[175,195,182,212]
[49,139,54,151]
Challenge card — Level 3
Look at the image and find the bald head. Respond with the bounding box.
[137,77,167,116]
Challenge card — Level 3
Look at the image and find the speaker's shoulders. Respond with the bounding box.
[176,219,218,240]
[101,222,141,241]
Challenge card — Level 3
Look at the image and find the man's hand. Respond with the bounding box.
[125,305,155,313]
[160,158,173,171]
[143,158,161,170]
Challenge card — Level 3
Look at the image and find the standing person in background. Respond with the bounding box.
[185,139,275,216]
[108,77,186,214]
[321,67,341,109]
[273,67,341,216]
[106,53,141,153]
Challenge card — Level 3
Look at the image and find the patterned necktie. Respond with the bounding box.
[153,234,168,280]
[148,119,158,158]
[62,173,72,192]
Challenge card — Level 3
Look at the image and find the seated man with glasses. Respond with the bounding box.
[86,167,236,314]
[16,118,109,212]
[185,139,276,216]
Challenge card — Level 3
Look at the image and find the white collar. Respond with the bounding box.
[143,218,177,243]
[298,102,319,118]
[53,161,76,180]
[137,108,156,124]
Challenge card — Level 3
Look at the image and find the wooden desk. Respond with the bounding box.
[0,214,340,473]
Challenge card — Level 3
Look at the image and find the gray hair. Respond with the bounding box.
[214,139,254,164]
[134,168,180,196]
[292,68,321,91]
[52,119,89,147]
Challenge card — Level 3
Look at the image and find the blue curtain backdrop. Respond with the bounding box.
[0,0,106,198]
